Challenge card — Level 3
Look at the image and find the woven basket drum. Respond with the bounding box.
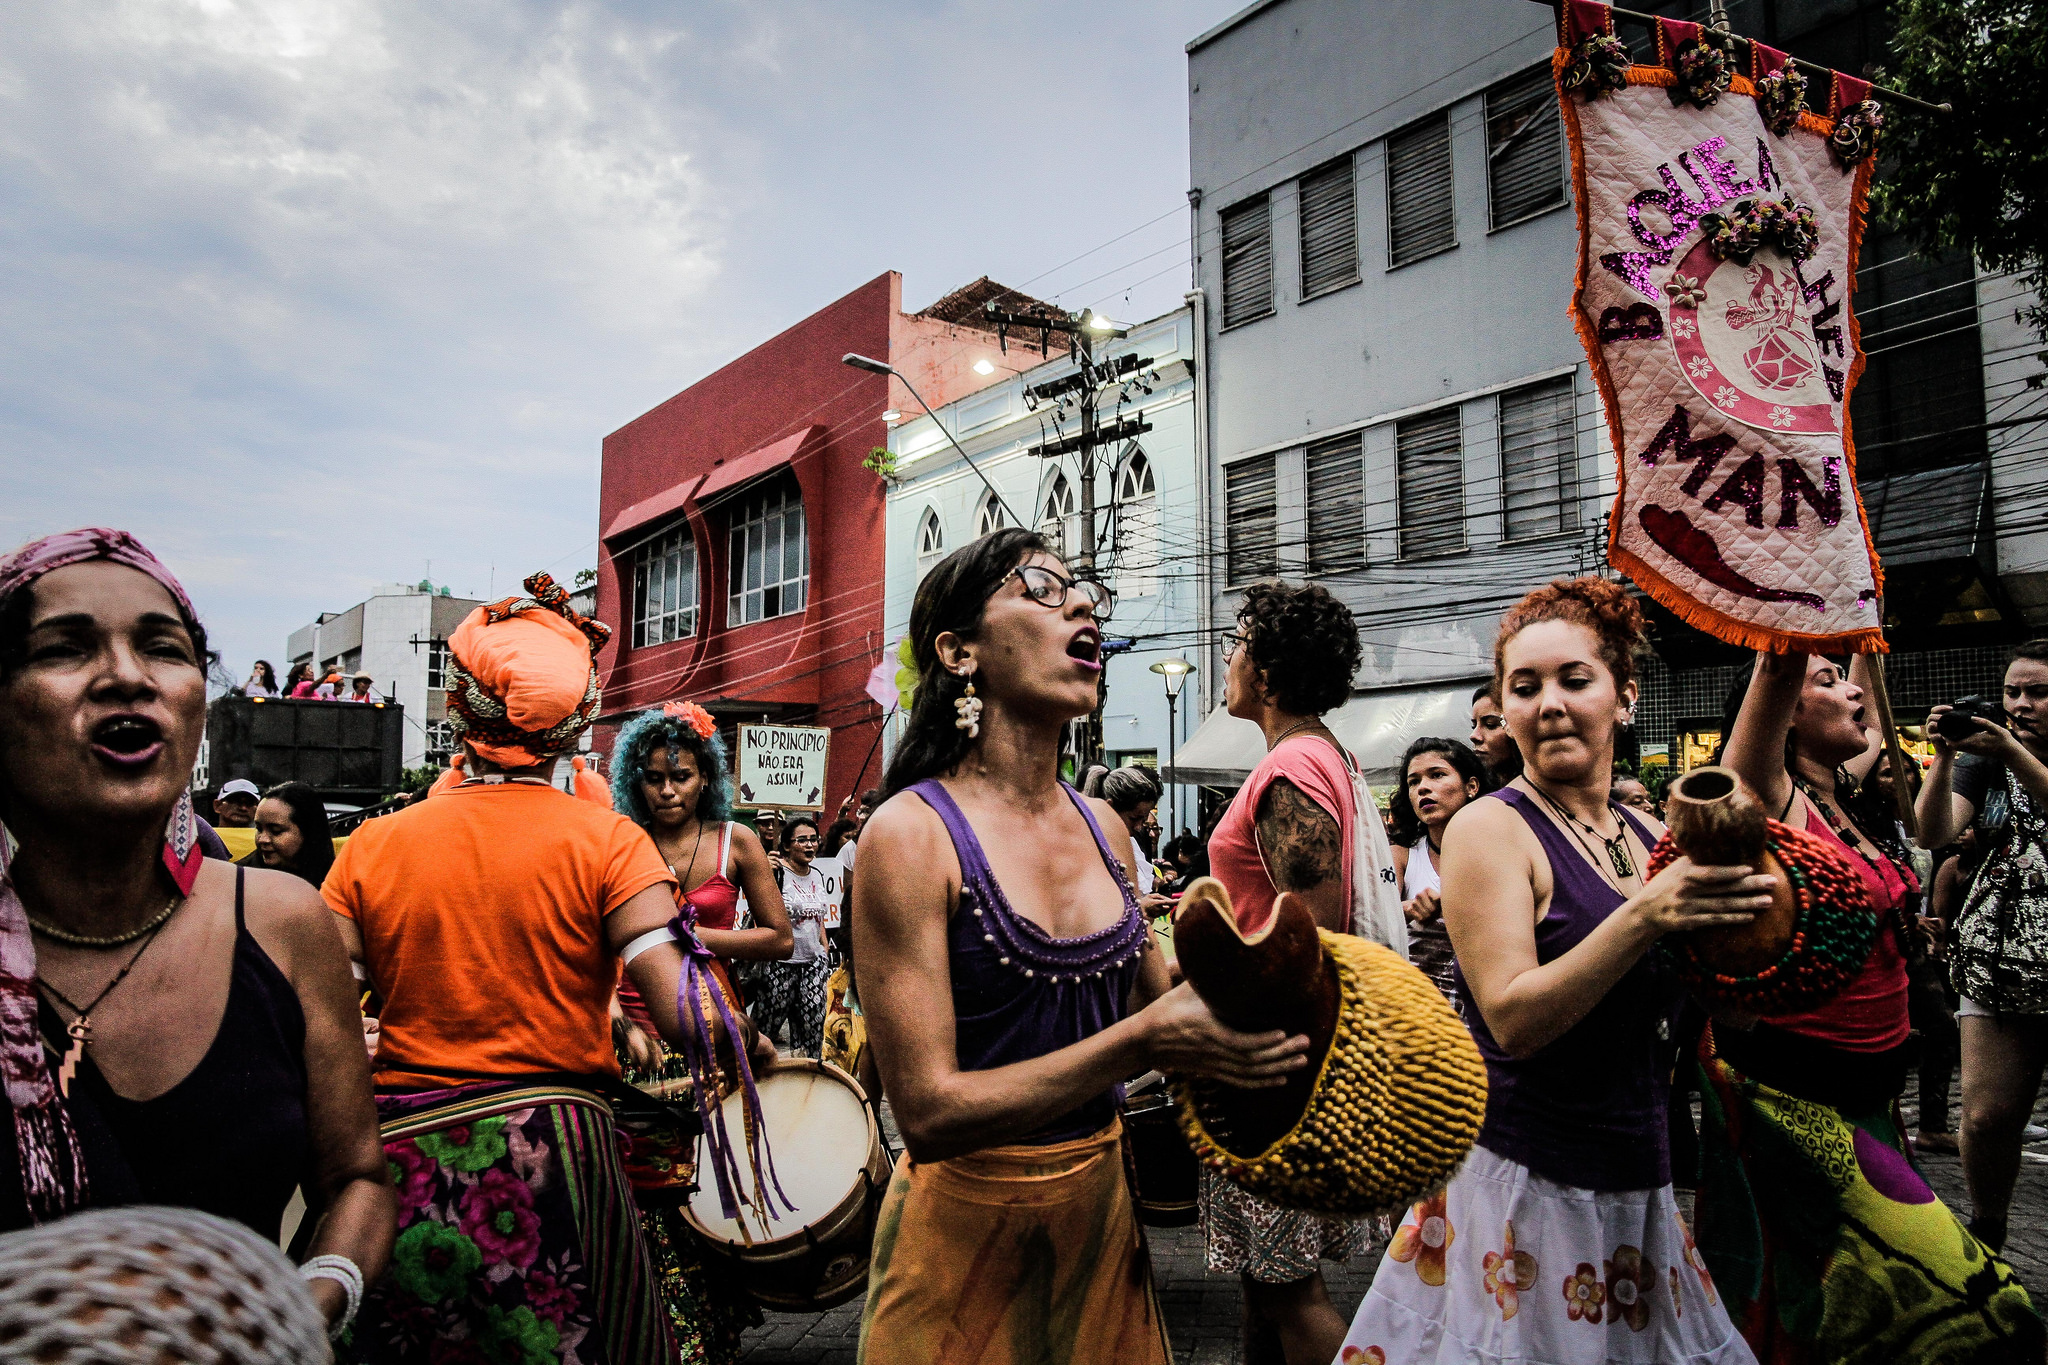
[1169,880,1488,1219]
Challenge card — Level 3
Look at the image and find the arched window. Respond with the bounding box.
[976,491,1007,539]
[916,507,945,580]
[1115,450,1159,597]
[1039,471,1076,557]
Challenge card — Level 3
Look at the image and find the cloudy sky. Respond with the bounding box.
[1,0,1239,674]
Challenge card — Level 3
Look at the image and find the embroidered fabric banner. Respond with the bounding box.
[1558,2,1884,652]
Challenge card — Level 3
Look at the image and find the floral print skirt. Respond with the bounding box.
[348,1082,677,1365]
[1336,1146,1756,1365]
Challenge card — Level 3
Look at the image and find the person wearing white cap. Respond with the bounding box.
[211,778,261,828]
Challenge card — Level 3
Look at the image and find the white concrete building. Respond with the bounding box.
[1182,0,2039,774]
[285,584,482,770]
[882,305,1209,834]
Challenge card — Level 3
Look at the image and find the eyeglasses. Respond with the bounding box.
[1222,631,1251,658]
[994,564,1114,623]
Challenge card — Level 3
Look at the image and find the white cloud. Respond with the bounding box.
[0,0,1235,671]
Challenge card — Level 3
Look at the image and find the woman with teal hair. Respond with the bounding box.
[606,703,792,1362]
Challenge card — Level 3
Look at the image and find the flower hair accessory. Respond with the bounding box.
[662,700,718,739]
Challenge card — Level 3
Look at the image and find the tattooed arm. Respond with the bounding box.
[1255,778,1349,932]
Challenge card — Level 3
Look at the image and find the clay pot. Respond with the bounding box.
[1171,878,1338,1157]
[1662,766,1798,976]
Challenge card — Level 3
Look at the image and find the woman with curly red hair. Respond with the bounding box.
[1338,577,1760,1365]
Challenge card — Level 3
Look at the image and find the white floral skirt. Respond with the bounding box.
[1335,1147,1756,1365]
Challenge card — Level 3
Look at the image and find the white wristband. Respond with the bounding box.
[621,925,679,965]
[300,1253,364,1340]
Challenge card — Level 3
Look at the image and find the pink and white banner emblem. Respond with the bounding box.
[1558,2,1885,652]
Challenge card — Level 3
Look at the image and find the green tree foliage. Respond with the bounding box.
[1875,0,2048,341]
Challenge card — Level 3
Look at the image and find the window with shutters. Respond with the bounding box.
[1499,377,1578,540]
[1298,156,1359,300]
[1486,66,1566,230]
[726,475,806,626]
[1220,194,1274,328]
[631,522,699,647]
[1306,433,1366,574]
[916,507,944,580]
[1386,112,1456,267]
[1397,407,1466,558]
[1039,471,1077,557]
[1115,451,1159,597]
[1225,456,1279,584]
[976,491,1007,538]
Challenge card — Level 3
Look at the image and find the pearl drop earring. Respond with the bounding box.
[953,672,982,738]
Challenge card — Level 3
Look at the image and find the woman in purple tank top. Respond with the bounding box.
[1339,579,1763,1365]
[853,529,1311,1365]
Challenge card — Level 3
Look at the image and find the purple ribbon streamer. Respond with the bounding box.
[667,904,792,1229]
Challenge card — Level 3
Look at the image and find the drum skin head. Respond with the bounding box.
[687,1060,874,1247]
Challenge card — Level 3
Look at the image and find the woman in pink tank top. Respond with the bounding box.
[1202,581,1372,1365]
[1712,651,2036,1360]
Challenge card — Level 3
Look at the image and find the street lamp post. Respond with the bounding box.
[1149,657,1195,836]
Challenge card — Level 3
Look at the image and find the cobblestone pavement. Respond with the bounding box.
[738,1068,2048,1363]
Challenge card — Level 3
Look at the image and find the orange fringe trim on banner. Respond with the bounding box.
[1555,49,1886,655]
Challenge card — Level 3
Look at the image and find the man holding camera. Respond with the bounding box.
[1917,640,2048,1252]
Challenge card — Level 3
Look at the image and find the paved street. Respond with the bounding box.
[740,1067,2048,1363]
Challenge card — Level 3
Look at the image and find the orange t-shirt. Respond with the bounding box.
[324,781,675,1089]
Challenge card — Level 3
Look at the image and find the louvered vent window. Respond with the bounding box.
[1298,156,1359,300]
[1225,456,1279,583]
[1221,194,1274,328]
[1397,407,1465,558]
[1500,377,1578,540]
[1306,433,1366,573]
[1386,112,1456,267]
[1487,66,1566,229]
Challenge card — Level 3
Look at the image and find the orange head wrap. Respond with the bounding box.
[443,572,610,767]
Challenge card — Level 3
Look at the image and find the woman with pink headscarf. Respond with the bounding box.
[0,527,393,1339]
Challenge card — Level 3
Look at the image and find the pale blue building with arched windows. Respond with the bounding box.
[880,303,1208,837]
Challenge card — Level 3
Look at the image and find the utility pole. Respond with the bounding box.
[981,301,1159,770]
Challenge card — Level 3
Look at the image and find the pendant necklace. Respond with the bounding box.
[1526,779,1638,883]
[1267,718,1322,752]
[36,911,178,1098]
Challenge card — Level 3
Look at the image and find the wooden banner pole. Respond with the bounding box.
[1861,647,1920,841]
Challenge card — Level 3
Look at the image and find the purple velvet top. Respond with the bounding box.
[911,779,1151,1145]
[1452,788,1673,1191]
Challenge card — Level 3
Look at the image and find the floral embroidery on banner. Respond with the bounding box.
[1671,1265,1684,1318]
[1562,1262,1605,1323]
[1340,1349,1386,1365]
[1389,1193,1453,1287]
[1480,1220,1538,1320]
[1681,1222,1719,1305]
[1604,1244,1657,1331]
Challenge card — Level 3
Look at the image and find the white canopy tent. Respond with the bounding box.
[1160,681,1483,790]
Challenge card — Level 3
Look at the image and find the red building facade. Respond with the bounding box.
[592,271,1047,812]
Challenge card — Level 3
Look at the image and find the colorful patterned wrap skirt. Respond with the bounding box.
[1337,1146,1755,1364]
[856,1119,1170,1365]
[348,1082,676,1364]
[1696,1039,2043,1363]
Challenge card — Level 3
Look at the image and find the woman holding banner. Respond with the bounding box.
[1707,651,2038,1361]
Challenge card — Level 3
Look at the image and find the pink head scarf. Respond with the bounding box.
[0,528,208,1221]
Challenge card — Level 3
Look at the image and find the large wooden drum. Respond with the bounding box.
[682,1058,892,1312]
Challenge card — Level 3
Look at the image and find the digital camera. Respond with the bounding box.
[1934,695,2006,742]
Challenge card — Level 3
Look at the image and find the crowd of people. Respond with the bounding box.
[2,521,2046,1365]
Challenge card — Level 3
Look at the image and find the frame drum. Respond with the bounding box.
[682,1058,893,1311]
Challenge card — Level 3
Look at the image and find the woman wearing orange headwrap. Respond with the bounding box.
[324,572,732,1363]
